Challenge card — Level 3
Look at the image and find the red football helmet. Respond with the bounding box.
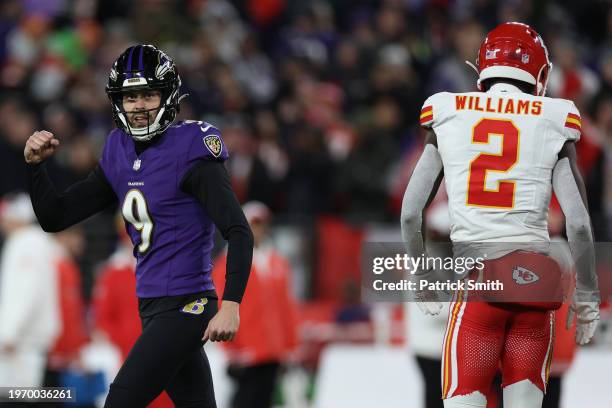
[470,22,552,96]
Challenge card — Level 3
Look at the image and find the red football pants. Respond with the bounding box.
[441,290,554,400]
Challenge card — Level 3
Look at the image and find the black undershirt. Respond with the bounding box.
[28,150,253,316]
[138,291,214,318]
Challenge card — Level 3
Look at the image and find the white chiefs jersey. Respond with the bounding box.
[420,83,581,243]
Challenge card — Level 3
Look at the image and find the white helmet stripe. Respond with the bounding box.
[479,65,538,85]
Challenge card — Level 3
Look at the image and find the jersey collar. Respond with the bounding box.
[487,82,523,94]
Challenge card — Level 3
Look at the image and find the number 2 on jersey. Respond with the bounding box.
[467,118,519,208]
[122,189,153,253]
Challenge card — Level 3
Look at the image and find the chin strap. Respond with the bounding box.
[535,62,553,96]
[178,93,189,104]
[465,60,482,90]
[465,60,479,73]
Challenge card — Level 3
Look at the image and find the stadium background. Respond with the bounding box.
[0,0,611,406]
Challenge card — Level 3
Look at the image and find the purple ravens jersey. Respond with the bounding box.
[100,121,229,298]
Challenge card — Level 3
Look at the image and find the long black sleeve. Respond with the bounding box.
[181,160,253,303]
[28,163,117,232]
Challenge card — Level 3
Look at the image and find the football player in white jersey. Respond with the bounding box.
[401,22,600,408]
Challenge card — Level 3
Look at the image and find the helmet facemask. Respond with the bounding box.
[109,82,180,142]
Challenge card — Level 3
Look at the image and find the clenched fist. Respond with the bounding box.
[24,131,60,165]
[203,300,240,343]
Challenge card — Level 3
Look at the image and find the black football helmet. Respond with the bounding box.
[106,44,182,141]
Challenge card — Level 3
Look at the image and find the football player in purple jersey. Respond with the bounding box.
[24,44,254,407]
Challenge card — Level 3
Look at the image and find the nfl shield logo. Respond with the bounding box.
[133,159,141,171]
[204,135,223,157]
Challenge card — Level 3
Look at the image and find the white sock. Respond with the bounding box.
[443,391,487,408]
[503,379,544,408]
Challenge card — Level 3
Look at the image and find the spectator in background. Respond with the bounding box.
[233,35,278,105]
[248,109,289,211]
[91,221,138,360]
[0,98,39,196]
[335,117,396,222]
[335,279,370,324]
[593,87,612,236]
[331,38,370,110]
[547,36,600,110]
[598,52,612,95]
[222,116,258,203]
[368,43,422,132]
[199,0,248,64]
[213,201,298,408]
[428,18,484,94]
[286,125,335,215]
[575,106,608,241]
[0,193,60,389]
[45,226,89,389]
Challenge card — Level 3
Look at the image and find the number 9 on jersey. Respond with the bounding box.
[122,189,154,253]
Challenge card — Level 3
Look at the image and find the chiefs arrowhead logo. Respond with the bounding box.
[512,266,540,285]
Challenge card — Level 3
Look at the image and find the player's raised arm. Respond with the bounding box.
[552,141,600,345]
[400,130,444,315]
[25,130,117,232]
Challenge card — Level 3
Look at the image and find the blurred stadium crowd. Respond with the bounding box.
[0,0,611,406]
